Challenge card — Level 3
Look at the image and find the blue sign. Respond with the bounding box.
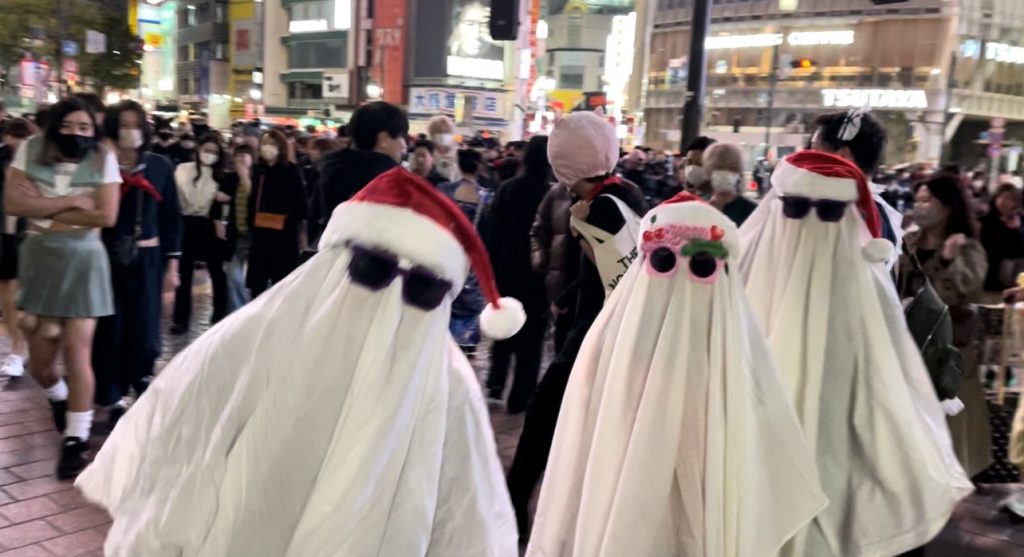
[62,41,79,57]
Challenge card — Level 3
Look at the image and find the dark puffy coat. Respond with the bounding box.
[530,186,578,304]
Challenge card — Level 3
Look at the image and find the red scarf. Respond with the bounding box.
[584,175,622,202]
[121,171,163,202]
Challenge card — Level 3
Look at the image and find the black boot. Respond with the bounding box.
[56,437,89,480]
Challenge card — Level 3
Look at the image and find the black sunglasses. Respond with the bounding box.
[347,243,453,311]
[779,196,849,223]
[648,246,724,282]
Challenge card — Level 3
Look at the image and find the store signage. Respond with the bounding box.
[408,87,506,119]
[706,30,854,50]
[289,19,329,34]
[986,42,1024,65]
[822,89,929,110]
[322,73,349,99]
[447,0,505,80]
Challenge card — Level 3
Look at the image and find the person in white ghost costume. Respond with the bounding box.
[526,192,827,557]
[75,168,525,557]
[739,150,973,556]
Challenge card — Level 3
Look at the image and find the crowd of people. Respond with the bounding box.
[0,93,1022,556]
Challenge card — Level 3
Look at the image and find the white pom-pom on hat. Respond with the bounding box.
[480,297,527,340]
[941,397,965,416]
[862,237,894,264]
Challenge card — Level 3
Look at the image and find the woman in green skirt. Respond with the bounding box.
[3,97,121,479]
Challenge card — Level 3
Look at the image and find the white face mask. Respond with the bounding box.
[710,170,740,194]
[432,133,454,147]
[261,145,279,162]
[200,153,219,166]
[684,165,707,186]
[119,129,143,150]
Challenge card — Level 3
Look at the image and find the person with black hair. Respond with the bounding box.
[682,135,716,195]
[4,97,121,478]
[247,129,307,297]
[486,136,552,413]
[410,139,446,186]
[170,132,197,166]
[440,149,493,353]
[170,131,236,334]
[318,101,407,212]
[225,143,255,313]
[92,100,182,428]
[0,118,36,379]
[981,184,1024,293]
[811,110,903,262]
[73,92,106,128]
[151,127,177,159]
[303,137,338,243]
[899,174,992,480]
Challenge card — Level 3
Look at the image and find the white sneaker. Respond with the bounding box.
[1,355,25,377]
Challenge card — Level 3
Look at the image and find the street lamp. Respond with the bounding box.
[249,88,263,101]
[366,82,383,100]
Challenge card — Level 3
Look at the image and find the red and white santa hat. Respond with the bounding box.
[771,150,892,263]
[319,167,526,339]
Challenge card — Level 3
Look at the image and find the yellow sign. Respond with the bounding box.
[144,33,163,48]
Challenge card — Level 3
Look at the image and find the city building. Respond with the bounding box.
[175,0,230,114]
[258,0,354,127]
[405,0,515,136]
[132,0,178,108]
[639,0,1024,169]
[227,0,261,122]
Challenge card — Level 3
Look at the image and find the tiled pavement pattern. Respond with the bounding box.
[0,278,1022,556]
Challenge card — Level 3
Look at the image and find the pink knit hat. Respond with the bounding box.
[547,111,620,186]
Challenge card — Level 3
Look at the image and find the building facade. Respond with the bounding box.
[640,0,1024,168]
[175,0,230,111]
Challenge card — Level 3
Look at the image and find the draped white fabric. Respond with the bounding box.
[76,244,518,557]
[739,190,973,557]
[527,203,826,557]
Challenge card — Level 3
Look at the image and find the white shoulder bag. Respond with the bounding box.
[571,194,641,297]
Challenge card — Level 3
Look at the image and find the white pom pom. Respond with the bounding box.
[480,297,527,340]
[862,238,893,264]
[941,397,965,416]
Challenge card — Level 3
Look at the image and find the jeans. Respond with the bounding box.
[226,241,250,314]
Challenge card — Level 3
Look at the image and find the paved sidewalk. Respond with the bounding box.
[1,284,1022,555]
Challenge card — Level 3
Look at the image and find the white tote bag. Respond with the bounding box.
[571,194,641,297]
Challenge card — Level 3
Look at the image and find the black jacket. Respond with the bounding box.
[489,173,551,306]
[318,148,398,213]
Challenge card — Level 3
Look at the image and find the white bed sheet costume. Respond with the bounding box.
[76,168,525,557]
[526,192,827,557]
[739,150,973,556]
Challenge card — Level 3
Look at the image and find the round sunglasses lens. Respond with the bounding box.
[689,253,718,279]
[781,197,812,219]
[649,246,677,274]
[404,267,452,310]
[816,200,848,222]
[348,248,398,290]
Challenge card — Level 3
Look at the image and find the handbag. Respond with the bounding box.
[253,175,287,231]
[112,190,143,266]
[900,247,966,401]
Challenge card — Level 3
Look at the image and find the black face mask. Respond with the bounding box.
[56,133,94,160]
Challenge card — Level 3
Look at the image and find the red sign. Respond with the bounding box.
[236,30,250,52]
[373,0,407,105]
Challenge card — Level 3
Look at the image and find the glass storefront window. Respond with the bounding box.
[288,82,324,99]
[288,39,347,69]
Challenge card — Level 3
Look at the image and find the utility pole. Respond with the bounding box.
[680,0,711,151]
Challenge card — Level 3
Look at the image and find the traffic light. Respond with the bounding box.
[791,58,815,69]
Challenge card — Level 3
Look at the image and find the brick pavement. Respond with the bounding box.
[0,281,1022,555]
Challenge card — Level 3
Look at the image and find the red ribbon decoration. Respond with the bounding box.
[120,171,163,202]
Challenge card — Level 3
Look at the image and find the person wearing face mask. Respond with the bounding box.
[170,132,236,335]
[92,100,182,429]
[170,132,197,166]
[0,118,37,379]
[682,136,715,197]
[900,174,992,480]
[151,127,177,159]
[247,129,307,297]
[981,184,1024,295]
[703,142,757,226]
[3,97,122,479]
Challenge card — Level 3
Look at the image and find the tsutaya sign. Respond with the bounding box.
[822,89,929,110]
[705,31,854,50]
